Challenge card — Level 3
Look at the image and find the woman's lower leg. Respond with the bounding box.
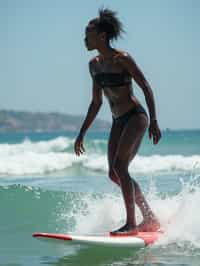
[110,171,154,219]
[113,159,137,229]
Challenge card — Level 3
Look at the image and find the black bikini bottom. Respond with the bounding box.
[112,105,148,127]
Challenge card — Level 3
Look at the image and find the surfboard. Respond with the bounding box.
[32,230,163,248]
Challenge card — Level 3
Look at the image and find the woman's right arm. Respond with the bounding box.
[74,60,103,156]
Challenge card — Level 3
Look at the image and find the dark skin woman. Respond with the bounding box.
[74,8,161,235]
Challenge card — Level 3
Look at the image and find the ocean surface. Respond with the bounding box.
[0,130,200,266]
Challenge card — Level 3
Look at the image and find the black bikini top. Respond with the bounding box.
[94,71,131,88]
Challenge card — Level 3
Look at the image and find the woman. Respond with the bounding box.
[74,8,161,235]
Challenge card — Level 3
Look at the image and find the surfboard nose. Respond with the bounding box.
[32,232,72,240]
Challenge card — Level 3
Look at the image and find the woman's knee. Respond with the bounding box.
[113,157,128,178]
[108,168,120,186]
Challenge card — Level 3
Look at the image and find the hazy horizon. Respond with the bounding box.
[0,108,199,131]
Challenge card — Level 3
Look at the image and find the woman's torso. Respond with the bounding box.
[90,49,141,118]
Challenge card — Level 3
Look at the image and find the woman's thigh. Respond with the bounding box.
[114,114,148,172]
[108,120,124,172]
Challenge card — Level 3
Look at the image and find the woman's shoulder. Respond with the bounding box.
[114,48,129,56]
[89,55,100,65]
[88,56,100,76]
[89,49,134,69]
[113,49,132,62]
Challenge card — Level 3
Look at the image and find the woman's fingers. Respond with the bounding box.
[74,139,85,156]
[153,128,161,144]
[81,143,85,152]
[157,130,161,143]
[149,125,162,145]
[74,140,80,155]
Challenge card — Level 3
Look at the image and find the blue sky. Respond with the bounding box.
[0,0,199,129]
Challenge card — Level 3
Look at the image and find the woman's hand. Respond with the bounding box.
[148,120,161,145]
[74,134,85,156]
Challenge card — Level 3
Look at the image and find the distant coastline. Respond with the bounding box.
[0,110,111,133]
[0,110,199,133]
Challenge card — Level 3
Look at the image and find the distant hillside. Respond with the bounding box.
[0,110,111,133]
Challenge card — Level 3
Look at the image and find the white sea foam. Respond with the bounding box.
[61,177,200,249]
[157,178,200,248]
[0,136,71,155]
[0,137,200,176]
[0,137,74,175]
[129,154,200,174]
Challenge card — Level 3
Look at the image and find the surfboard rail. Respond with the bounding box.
[32,230,163,247]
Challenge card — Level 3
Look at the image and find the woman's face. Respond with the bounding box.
[84,23,105,51]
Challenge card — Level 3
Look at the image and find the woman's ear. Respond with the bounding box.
[100,32,106,41]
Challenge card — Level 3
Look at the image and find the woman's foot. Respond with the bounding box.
[110,223,138,236]
[138,217,160,232]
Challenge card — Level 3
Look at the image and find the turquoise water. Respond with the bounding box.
[0,130,200,265]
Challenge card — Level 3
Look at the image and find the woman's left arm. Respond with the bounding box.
[117,52,162,144]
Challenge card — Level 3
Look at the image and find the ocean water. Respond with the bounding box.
[0,130,200,266]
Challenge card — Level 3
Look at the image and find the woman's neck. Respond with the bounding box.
[97,45,115,60]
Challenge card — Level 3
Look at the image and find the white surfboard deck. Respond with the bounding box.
[32,231,163,248]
